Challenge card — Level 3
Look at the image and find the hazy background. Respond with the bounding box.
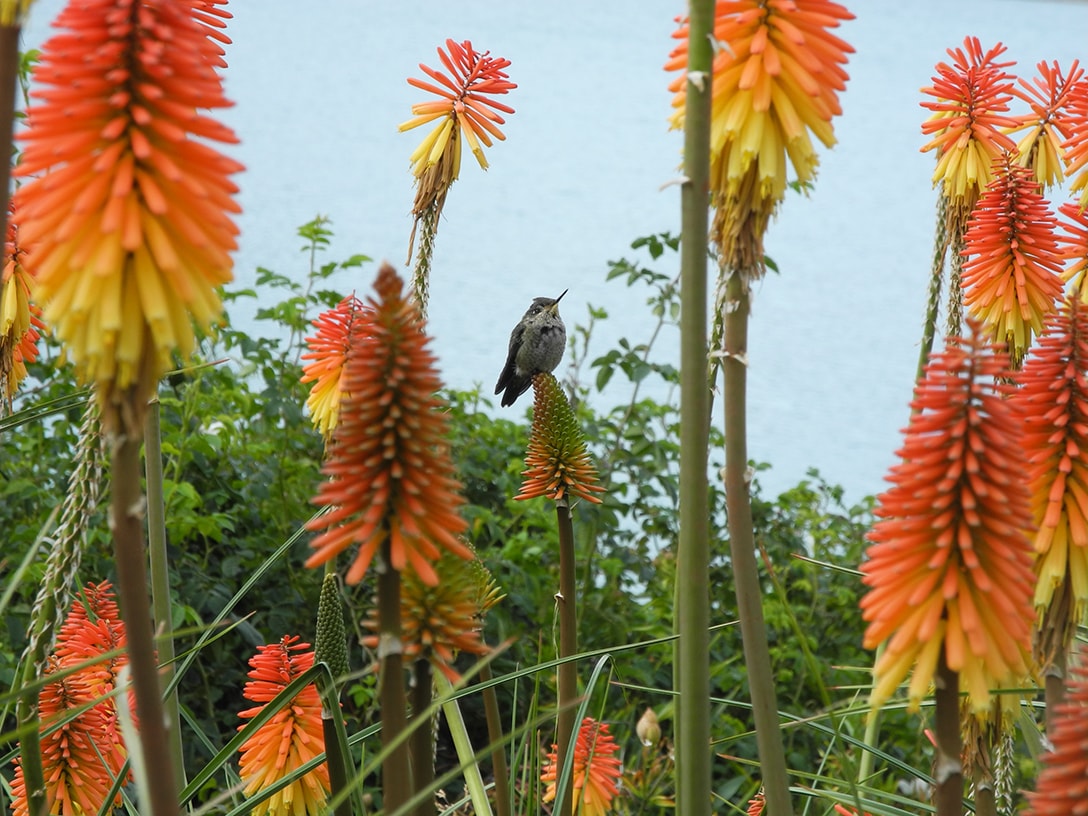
[20,1,1088,501]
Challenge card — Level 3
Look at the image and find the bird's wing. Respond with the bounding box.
[494,324,523,395]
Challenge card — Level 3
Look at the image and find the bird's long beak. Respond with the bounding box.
[549,289,568,313]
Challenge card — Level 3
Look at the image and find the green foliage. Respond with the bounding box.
[1,224,895,813]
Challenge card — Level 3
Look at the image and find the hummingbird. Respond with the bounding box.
[494,290,568,407]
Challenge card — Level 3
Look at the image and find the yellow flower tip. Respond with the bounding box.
[307,263,469,585]
[1,210,45,404]
[515,372,605,505]
[541,718,622,816]
[12,0,242,433]
[860,323,1036,713]
[237,636,330,816]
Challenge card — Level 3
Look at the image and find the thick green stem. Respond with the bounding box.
[0,23,18,239]
[111,432,178,816]
[144,400,186,796]
[933,653,963,816]
[478,661,511,816]
[377,545,412,809]
[556,498,578,816]
[675,2,713,814]
[321,717,351,816]
[409,659,435,816]
[722,275,793,816]
[1044,645,1067,736]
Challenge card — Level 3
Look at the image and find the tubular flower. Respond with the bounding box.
[960,154,1064,368]
[1009,60,1086,189]
[12,0,243,435]
[666,0,854,273]
[860,325,1036,713]
[1062,76,1088,209]
[10,660,124,816]
[541,717,623,816]
[237,636,330,816]
[515,372,605,504]
[362,549,500,681]
[746,788,766,816]
[920,37,1019,228]
[306,263,471,585]
[10,584,131,816]
[300,294,367,442]
[400,39,516,218]
[1014,299,1088,664]
[1022,655,1088,816]
[1,208,45,403]
[1061,200,1088,302]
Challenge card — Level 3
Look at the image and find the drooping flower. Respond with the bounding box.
[362,549,500,681]
[306,263,471,585]
[237,636,330,816]
[1061,76,1088,209]
[12,0,243,434]
[666,0,854,274]
[1022,655,1088,816]
[1009,60,1087,189]
[541,717,623,816]
[515,372,605,505]
[1,207,45,404]
[1015,298,1088,665]
[860,324,1036,713]
[746,788,765,816]
[1060,200,1088,301]
[300,294,367,442]
[920,37,1019,229]
[960,154,1064,367]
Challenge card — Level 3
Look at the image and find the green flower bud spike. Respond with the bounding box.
[314,573,350,685]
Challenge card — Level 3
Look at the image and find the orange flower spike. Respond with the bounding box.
[1015,300,1088,621]
[10,662,122,816]
[960,154,1064,367]
[400,38,516,177]
[300,294,367,441]
[541,717,623,816]
[1009,60,1087,189]
[12,0,243,432]
[1061,77,1088,208]
[237,636,330,816]
[920,37,1019,215]
[306,264,470,585]
[860,325,1036,713]
[1023,656,1088,816]
[1061,200,1088,301]
[1,208,45,402]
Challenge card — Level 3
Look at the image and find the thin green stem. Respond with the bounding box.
[723,274,792,816]
[478,661,511,816]
[0,23,19,245]
[555,497,578,816]
[377,543,412,809]
[916,193,949,382]
[410,659,435,816]
[933,653,963,816]
[676,3,713,814]
[111,430,178,816]
[144,399,186,797]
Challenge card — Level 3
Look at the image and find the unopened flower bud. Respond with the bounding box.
[636,706,661,747]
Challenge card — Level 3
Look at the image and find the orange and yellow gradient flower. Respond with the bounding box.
[301,294,367,442]
[237,636,330,816]
[306,264,470,585]
[1009,60,1086,190]
[1022,654,1088,816]
[12,0,242,433]
[860,325,1036,713]
[1,208,44,403]
[1015,298,1088,662]
[542,717,623,816]
[1061,199,1088,301]
[666,0,854,273]
[1061,75,1088,209]
[960,154,1063,368]
[400,39,516,220]
[920,37,1018,229]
